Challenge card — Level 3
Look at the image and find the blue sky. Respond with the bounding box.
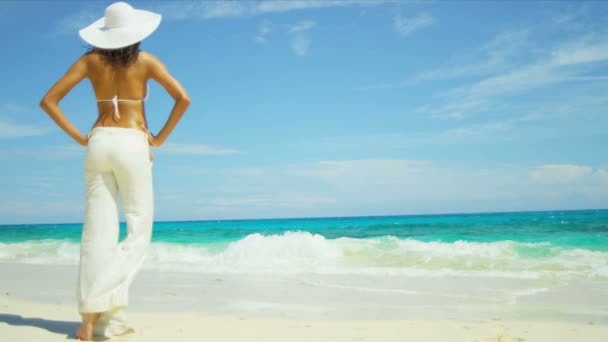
[0,0,607,224]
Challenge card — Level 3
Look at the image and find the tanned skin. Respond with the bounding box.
[40,50,190,147]
[40,50,190,340]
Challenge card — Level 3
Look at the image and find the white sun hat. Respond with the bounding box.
[79,2,161,49]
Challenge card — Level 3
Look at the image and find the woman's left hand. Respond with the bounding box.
[141,124,161,147]
[76,134,88,146]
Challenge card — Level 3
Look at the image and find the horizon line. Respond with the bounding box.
[1,207,606,227]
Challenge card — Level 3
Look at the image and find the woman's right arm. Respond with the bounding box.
[40,56,89,146]
[143,52,191,147]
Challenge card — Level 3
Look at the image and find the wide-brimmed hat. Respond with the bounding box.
[79,2,161,49]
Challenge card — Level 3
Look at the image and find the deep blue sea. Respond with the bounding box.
[1,210,607,279]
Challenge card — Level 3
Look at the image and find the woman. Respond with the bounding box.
[40,2,190,340]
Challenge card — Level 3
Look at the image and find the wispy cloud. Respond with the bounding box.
[551,3,592,32]
[415,29,531,82]
[289,19,317,34]
[433,104,587,140]
[529,164,594,184]
[0,120,54,138]
[0,142,239,159]
[1,103,33,114]
[159,142,240,156]
[419,31,608,119]
[163,159,608,219]
[288,20,316,56]
[596,169,608,184]
[0,145,84,159]
[14,176,67,190]
[552,38,608,66]
[153,1,245,20]
[0,199,81,222]
[155,0,391,21]
[255,19,272,43]
[210,194,336,208]
[393,12,436,37]
[357,28,531,91]
[290,35,312,56]
[53,8,99,36]
[256,0,390,14]
[0,103,53,137]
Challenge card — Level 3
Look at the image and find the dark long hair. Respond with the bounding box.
[86,42,141,68]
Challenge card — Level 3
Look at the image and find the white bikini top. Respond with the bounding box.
[97,84,149,121]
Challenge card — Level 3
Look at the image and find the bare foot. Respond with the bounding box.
[117,328,135,337]
[75,313,101,341]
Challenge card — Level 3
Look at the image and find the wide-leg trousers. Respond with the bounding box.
[78,127,154,337]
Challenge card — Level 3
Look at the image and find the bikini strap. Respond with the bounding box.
[97,84,149,121]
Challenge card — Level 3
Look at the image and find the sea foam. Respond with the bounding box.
[1,231,607,279]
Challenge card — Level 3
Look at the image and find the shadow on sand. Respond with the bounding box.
[0,313,79,339]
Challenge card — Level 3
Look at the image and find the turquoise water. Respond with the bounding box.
[2,210,607,248]
[1,210,607,278]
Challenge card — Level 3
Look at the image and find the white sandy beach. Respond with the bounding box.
[1,263,607,341]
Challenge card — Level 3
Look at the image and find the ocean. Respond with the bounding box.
[1,209,607,280]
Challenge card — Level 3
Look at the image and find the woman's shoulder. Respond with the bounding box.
[138,51,163,69]
[138,51,163,66]
[79,50,104,68]
[78,50,160,65]
[138,51,169,77]
[65,51,98,75]
[82,49,102,60]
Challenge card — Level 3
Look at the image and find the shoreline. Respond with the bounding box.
[1,262,607,341]
[2,296,607,342]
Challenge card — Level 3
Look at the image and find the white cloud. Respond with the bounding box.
[14,176,66,189]
[393,12,436,37]
[290,35,312,56]
[551,3,591,32]
[566,75,608,81]
[458,61,563,99]
[305,159,430,179]
[1,103,53,138]
[595,169,608,184]
[357,28,531,90]
[362,16,608,119]
[160,159,608,220]
[437,109,558,139]
[0,120,54,138]
[256,0,383,14]
[6,157,606,222]
[155,0,390,21]
[529,164,593,184]
[255,19,272,43]
[360,19,530,92]
[415,29,530,82]
[154,1,246,20]
[289,19,316,34]
[0,145,84,159]
[287,20,316,56]
[53,8,98,36]
[1,103,32,114]
[210,195,336,208]
[553,39,608,66]
[422,33,608,119]
[159,142,240,156]
[0,199,81,222]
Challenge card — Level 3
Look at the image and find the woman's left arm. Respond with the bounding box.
[40,56,89,146]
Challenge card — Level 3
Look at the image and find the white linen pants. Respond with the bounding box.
[78,127,154,337]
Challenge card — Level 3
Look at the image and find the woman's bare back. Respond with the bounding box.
[41,49,189,147]
[87,51,152,132]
